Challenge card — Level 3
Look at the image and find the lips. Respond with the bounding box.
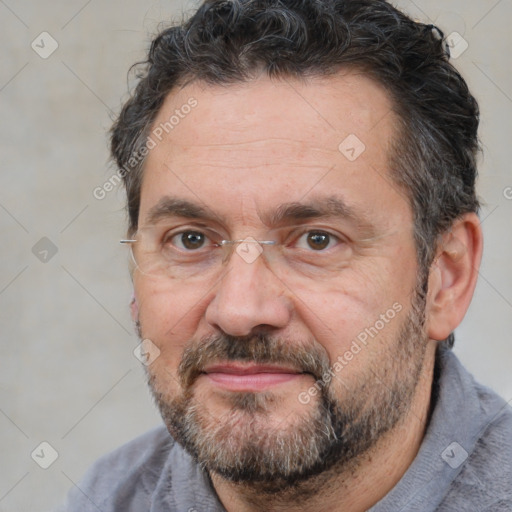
[201,363,306,391]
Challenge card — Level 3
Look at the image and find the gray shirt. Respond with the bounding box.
[60,347,512,511]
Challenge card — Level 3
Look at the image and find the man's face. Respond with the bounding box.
[132,72,429,488]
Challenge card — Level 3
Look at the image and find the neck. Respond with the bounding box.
[210,343,438,512]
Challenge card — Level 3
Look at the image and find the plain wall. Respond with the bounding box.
[1,1,511,510]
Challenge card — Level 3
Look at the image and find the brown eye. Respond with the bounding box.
[306,232,331,250]
[174,231,206,250]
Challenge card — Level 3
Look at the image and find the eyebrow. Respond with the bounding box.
[145,197,221,226]
[143,195,377,237]
[263,196,378,237]
[266,196,360,224]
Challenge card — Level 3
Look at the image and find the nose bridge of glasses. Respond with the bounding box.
[219,238,276,247]
[219,237,277,265]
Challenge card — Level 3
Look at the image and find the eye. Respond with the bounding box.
[168,230,211,251]
[295,231,339,251]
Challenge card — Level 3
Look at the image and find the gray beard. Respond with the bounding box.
[142,289,428,495]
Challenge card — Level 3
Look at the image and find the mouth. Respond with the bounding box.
[201,362,308,392]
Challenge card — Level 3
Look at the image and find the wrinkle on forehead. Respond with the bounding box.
[145,74,397,184]
[168,138,339,152]
[149,137,343,174]
[153,137,340,160]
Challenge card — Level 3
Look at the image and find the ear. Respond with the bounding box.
[425,213,483,341]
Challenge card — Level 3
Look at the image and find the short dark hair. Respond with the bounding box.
[111,0,481,348]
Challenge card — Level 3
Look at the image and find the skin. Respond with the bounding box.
[130,71,483,511]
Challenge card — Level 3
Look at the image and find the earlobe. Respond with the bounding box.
[425,213,483,341]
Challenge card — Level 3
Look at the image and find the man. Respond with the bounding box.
[61,0,512,510]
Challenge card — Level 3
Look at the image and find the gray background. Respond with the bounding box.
[1,1,511,510]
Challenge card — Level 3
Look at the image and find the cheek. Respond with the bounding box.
[292,270,408,363]
[134,278,206,363]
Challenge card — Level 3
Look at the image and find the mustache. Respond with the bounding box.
[178,333,332,389]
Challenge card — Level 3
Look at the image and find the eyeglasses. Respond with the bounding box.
[120,225,353,282]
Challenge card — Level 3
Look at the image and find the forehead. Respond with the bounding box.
[139,71,409,230]
[151,71,394,150]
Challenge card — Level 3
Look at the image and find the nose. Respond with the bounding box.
[205,244,292,337]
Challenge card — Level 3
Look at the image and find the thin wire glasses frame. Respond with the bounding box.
[120,237,279,277]
[120,228,352,281]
